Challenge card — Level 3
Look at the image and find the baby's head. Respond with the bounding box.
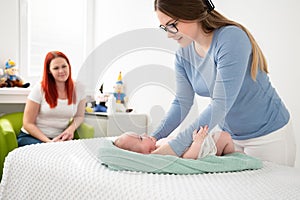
[114,132,156,154]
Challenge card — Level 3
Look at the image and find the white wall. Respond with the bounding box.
[0,0,19,68]
[0,0,299,167]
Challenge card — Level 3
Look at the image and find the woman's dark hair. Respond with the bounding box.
[154,0,268,80]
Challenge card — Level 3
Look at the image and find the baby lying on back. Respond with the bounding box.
[114,126,235,159]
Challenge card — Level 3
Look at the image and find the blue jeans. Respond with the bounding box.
[17,130,43,147]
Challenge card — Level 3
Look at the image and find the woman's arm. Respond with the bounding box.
[152,126,207,159]
[53,98,86,141]
[151,53,195,141]
[69,98,86,131]
[22,99,51,142]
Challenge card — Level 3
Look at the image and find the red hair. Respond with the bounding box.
[41,51,76,108]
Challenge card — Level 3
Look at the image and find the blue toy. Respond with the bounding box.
[4,59,30,88]
[93,84,108,112]
[113,72,126,104]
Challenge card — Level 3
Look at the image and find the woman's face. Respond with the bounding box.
[49,57,70,83]
[156,10,199,47]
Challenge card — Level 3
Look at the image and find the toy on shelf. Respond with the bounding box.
[85,104,94,113]
[4,59,30,88]
[87,72,132,114]
[112,72,127,112]
[0,68,8,87]
[85,95,95,113]
[93,83,109,112]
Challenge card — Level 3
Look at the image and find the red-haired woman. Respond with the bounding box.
[17,51,86,146]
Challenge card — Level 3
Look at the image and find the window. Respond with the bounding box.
[20,0,89,83]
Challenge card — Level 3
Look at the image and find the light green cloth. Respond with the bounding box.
[98,139,263,174]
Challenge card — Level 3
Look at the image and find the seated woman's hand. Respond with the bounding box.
[52,130,74,142]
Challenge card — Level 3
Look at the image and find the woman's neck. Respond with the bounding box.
[56,82,67,99]
[194,29,214,57]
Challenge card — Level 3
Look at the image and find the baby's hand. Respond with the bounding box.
[192,126,208,143]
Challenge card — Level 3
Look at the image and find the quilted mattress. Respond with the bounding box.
[0,138,299,200]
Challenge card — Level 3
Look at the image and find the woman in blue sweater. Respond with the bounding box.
[150,0,296,166]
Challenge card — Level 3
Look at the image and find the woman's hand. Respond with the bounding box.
[52,129,74,142]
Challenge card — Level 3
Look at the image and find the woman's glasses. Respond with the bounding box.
[159,19,178,34]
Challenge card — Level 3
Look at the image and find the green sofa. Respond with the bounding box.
[0,112,94,181]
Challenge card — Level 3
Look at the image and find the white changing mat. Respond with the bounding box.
[0,138,300,200]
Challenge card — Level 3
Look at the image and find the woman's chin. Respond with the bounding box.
[179,42,191,48]
[177,38,192,48]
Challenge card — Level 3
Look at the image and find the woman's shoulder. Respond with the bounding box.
[30,82,43,93]
[218,25,242,32]
[213,25,251,53]
[74,81,86,98]
[27,82,44,102]
[215,25,249,41]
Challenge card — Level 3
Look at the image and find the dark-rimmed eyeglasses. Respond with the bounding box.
[159,19,178,34]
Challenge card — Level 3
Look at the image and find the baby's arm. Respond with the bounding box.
[151,143,177,156]
[181,126,208,159]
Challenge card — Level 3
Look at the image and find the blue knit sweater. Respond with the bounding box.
[151,26,290,156]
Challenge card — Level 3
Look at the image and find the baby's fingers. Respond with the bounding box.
[198,128,208,138]
[197,126,205,134]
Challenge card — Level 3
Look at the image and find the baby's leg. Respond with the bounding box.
[213,131,235,156]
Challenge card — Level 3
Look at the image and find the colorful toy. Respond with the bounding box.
[85,103,94,113]
[0,68,8,87]
[85,95,95,113]
[113,72,126,104]
[93,84,109,112]
[113,72,127,112]
[4,59,30,88]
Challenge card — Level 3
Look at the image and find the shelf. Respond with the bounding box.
[84,112,147,137]
[0,88,31,103]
